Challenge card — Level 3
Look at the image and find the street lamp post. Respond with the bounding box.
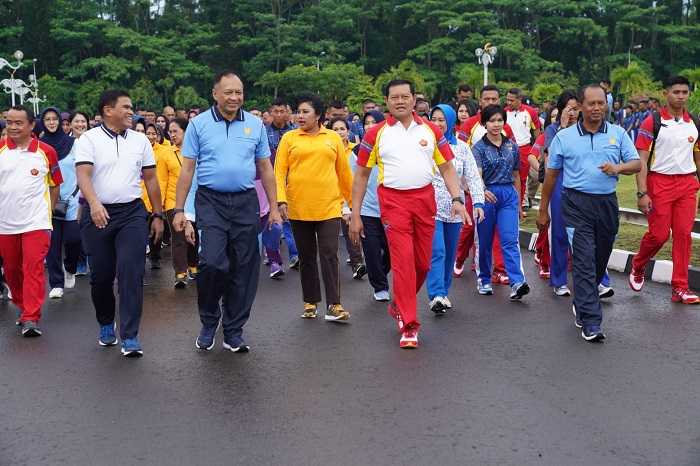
[628,44,643,67]
[475,43,497,86]
[0,50,24,106]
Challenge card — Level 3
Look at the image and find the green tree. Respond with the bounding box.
[173,86,208,110]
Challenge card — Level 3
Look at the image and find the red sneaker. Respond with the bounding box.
[671,288,700,304]
[387,302,404,331]
[453,262,464,278]
[492,272,510,285]
[538,263,550,280]
[628,268,645,292]
[399,328,419,349]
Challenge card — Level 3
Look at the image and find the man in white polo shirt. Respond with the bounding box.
[505,88,541,204]
[630,76,700,304]
[0,105,63,337]
[75,90,164,357]
[350,79,469,349]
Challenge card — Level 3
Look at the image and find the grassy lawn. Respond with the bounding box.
[616,175,638,210]
[520,211,700,266]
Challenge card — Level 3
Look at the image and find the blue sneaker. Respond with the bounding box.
[121,337,144,357]
[581,325,605,342]
[509,282,530,301]
[98,323,118,347]
[477,278,493,295]
[223,336,250,353]
[572,305,583,329]
[195,322,218,351]
[76,261,89,277]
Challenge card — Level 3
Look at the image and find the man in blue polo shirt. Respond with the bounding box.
[537,84,640,342]
[172,70,282,353]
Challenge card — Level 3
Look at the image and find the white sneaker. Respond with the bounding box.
[64,271,76,289]
[442,297,453,309]
[553,285,571,297]
[373,290,390,302]
[49,288,64,299]
[598,284,614,299]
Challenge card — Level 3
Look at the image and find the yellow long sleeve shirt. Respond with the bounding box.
[160,145,183,211]
[275,127,353,221]
[141,143,172,212]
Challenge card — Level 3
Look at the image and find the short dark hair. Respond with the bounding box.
[480,104,507,126]
[480,84,500,95]
[8,105,34,122]
[600,79,611,86]
[362,99,376,105]
[384,79,415,97]
[328,100,344,110]
[97,90,130,117]
[69,111,90,125]
[664,75,691,89]
[213,69,241,86]
[577,84,606,103]
[294,93,325,123]
[168,117,189,132]
[328,117,349,130]
[270,97,287,108]
[556,90,578,117]
[457,83,473,93]
[507,88,522,97]
[145,122,164,144]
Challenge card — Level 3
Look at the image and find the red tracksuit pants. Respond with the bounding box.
[378,184,435,331]
[535,226,550,268]
[455,194,505,273]
[632,172,700,289]
[518,144,532,202]
[0,230,51,323]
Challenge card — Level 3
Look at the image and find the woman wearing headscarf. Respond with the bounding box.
[426,104,485,313]
[41,107,79,299]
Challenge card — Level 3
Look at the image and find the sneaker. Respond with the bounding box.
[628,267,645,292]
[509,282,530,301]
[98,323,118,346]
[477,278,493,295]
[442,296,453,309]
[223,336,250,353]
[553,285,571,297]
[288,255,300,270]
[121,337,144,357]
[538,264,550,280]
[195,322,219,351]
[325,304,350,322]
[572,304,583,329]
[429,297,447,315]
[399,328,419,349]
[269,262,285,279]
[373,290,390,302]
[492,272,510,285]
[187,266,198,280]
[453,262,465,278]
[75,261,89,276]
[352,263,367,280]
[49,288,64,299]
[671,288,700,304]
[64,271,76,289]
[21,320,42,337]
[174,273,187,289]
[301,302,317,319]
[388,302,404,331]
[263,257,271,266]
[581,325,606,342]
[598,284,614,299]
[346,258,351,264]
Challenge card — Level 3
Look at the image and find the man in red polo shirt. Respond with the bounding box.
[350,79,468,349]
[505,88,542,203]
[0,106,63,336]
[629,75,700,304]
[455,84,515,284]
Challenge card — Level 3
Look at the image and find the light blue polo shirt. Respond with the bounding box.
[547,121,638,194]
[182,107,270,193]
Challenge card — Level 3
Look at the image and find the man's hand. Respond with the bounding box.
[473,207,485,224]
[172,212,187,232]
[89,201,110,229]
[184,221,196,245]
[278,203,289,222]
[451,201,470,225]
[150,217,164,243]
[638,194,652,214]
[536,208,550,230]
[349,215,364,246]
[485,190,497,203]
[599,162,620,176]
[268,208,283,229]
[342,213,351,225]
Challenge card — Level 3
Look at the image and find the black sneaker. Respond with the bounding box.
[195,322,219,351]
[581,325,606,342]
[223,336,250,353]
[352,264,367,280]
[509,282,530,301]
[428,297,447,315]
[21,321,42,337]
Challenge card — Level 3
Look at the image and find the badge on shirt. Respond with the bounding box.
[419,139,428,147]
[244,127,252,136]
[30,168,39,176]
[609,138,616,145]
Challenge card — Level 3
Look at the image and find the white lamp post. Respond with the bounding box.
[0,50,24,106]
[475,43,497,86]
[628,44,642,67]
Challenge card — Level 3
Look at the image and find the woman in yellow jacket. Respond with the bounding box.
[275,94,353,321]
[165,118,199,289]
[140,122,169,269]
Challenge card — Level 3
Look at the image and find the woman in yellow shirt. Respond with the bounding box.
[166,118,199,289]
[276,94,353,321]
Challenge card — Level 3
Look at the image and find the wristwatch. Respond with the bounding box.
[451,197,465,205]
[172,208,184,214]
[636,191,648,199]
[151,212,165,220]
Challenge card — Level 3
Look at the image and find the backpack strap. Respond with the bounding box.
[647,110,662,170]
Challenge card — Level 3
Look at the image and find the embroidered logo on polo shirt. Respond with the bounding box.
[244,127,252,136]
[609,138,616,145]
[30,168,39,176]
[419,139,428,146]
[689,136,695,143]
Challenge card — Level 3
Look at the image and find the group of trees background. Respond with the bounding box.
[4,0,700,114]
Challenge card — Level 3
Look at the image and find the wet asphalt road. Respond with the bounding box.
[1,247,699,466]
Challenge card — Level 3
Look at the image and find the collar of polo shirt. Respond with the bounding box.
[299,125,330,136]
[100,124,128,139]
[660,106,692,123]
[211,105,245,123]
[5,136,39,152]
[385,111,424,127]
[576,120,608,136]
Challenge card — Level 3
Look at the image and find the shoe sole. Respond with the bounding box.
[374,296,390,302]
[301,313,317,319]
[223,342,250,353]
[599,289,614,299]
[270,271,285,279]
[400,341,418,349]
[174,281,187,289]
[121,349,144,357]
[510,283,530,301]
[671,296,700,304]
[324,314,350,322]
[98,339,118,347]
[554,289,571,297]
[21,329,42,337]
[581,331,605,342]
[478,289,494,295]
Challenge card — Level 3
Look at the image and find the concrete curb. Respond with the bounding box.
[519,229,700,290]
